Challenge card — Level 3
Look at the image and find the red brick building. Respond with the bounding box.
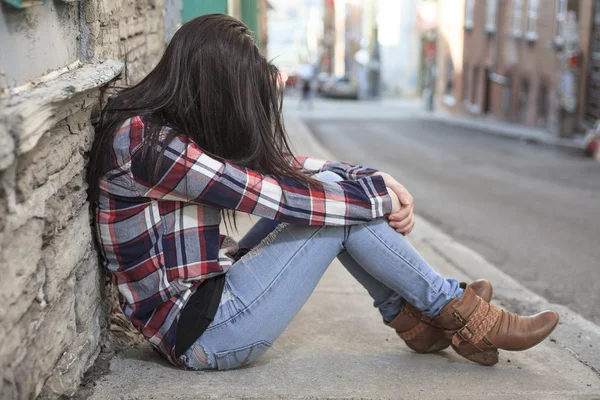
[436,0,599,136]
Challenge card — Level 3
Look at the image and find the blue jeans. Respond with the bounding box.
[178,171,463,370]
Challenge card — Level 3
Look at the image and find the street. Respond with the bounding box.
[293,98,600,324]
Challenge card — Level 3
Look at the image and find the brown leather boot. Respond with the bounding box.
[434,283,559,366]
[386,279,493,353]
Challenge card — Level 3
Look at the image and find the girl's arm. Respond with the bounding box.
[128,131,393,226]
[284,154,379,181]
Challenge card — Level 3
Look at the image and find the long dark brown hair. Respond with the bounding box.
[87,14,317,220]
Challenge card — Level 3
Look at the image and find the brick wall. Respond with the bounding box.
[0,1,169,399]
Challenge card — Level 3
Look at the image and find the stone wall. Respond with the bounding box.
[0,1,170,399]
[81,0,167,84]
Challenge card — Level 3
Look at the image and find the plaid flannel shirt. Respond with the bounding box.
[95,116,392,365]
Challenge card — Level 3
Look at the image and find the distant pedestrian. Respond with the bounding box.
[87,14,558,372]
[299,79,313,109]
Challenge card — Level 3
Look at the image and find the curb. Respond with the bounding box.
[287,114,600,377]
[416,218,600,377]
[421,113,587,151]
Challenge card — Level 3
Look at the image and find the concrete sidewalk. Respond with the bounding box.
[85,117,600,400]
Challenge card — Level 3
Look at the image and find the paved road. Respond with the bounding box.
[304,114,600,324]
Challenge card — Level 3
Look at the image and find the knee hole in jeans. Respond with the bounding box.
[214,340,272,370]
[179,342,214,370]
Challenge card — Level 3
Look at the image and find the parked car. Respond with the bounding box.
[323,76,359,99]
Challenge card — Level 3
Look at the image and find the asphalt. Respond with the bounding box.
[84,106,600,400]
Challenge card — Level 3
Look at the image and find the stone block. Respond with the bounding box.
[74,254,103,333]
[96,0,124,24]
[43,173,88,243]
[39,316,102,399]
[10,284,77,400]
[51,93,88,126]
[0,176,7,232]
[0,126,15,171]
[129,33,146,49]
[15,125,81,202]
[77,123,95,155]
[0,300,43,372]
[127,17,140,37]
[42,207,92,303]
[119,18,128,39]
[0,218,44,323]
[0,261,45,335]
[146,33,165,55]
[0,369,19,400]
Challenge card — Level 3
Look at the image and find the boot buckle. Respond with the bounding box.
[453,311,467,325]
[456,324,475,342]
[453,311,475,342]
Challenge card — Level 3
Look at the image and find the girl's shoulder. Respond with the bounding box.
[113,115,177,155]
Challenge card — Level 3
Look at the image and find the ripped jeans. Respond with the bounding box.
[178,171,463,370]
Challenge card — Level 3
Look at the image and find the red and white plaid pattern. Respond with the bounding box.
[94,116,392,365]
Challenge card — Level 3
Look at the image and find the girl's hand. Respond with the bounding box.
[387,188,401,214]
[374,172,415,235]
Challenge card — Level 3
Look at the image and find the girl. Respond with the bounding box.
[87,14,558,371]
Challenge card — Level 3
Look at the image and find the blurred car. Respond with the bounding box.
[322,76,359,99]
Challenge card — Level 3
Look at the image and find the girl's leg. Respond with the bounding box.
[239,217,406,323]
[337,250,406,322]
[343,220,462,316]
[178,219,462,370]
[309,170,407,322]
[237,218,280,250]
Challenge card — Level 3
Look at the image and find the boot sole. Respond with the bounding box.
[452,345,499,366]
[410,339,451,354]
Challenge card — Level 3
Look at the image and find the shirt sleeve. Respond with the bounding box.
[284,154,379,180]
[129,134,392,226]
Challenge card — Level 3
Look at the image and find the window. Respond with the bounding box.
[465,0,475,29]
[443,56,456,106]
[462,64,470,101]
[445,57,455,95]
[512,0,523,37]
[472,67,480,105]
[503,73,514,115]
[486,0,498,32]
[525,0,539,40]
[538,83,549,128]
[555,0,568,41]
[594,0,600,56]
[519,78,530,122]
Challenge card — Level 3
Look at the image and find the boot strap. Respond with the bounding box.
[451,299,501,346]
[398,319,430,341]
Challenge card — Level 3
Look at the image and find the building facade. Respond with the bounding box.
[436,0,598,136]
[583,0,600,123]
[378,0,422,97]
